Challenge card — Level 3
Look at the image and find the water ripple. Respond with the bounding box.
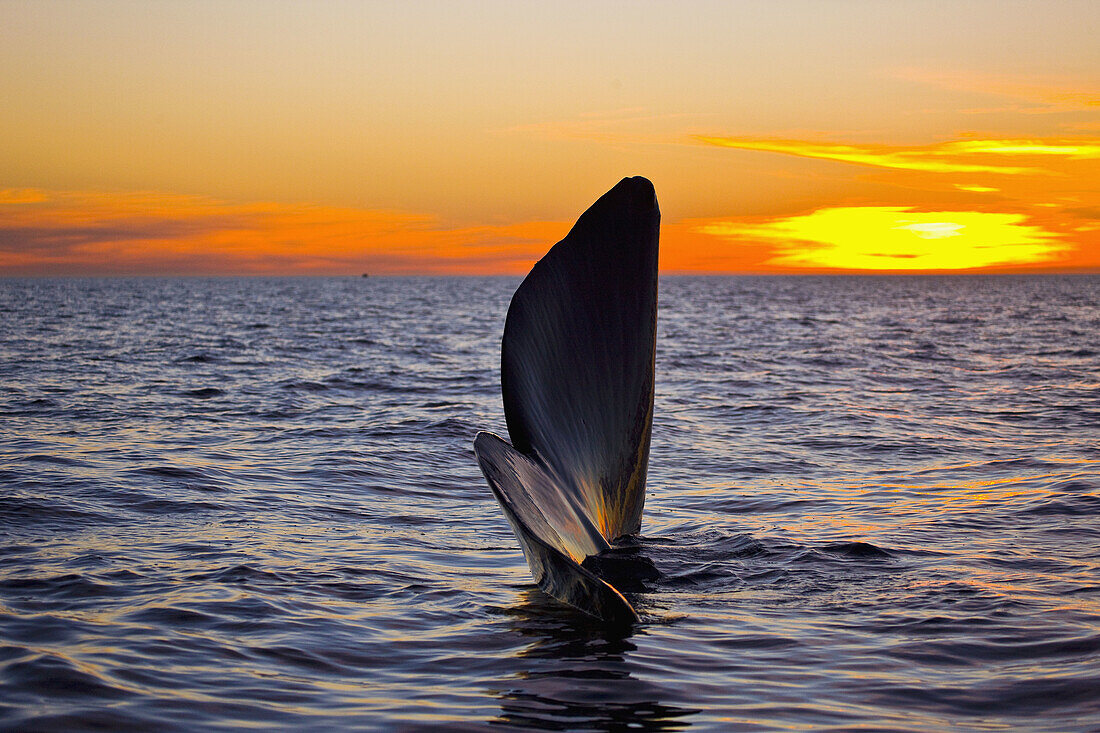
[0,275,1097,730]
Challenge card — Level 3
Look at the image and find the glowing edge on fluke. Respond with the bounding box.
[474,176,659,624]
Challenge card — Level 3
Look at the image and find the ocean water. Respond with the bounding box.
[1,275,1098,731]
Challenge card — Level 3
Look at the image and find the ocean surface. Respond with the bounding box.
[1,275,1098,732]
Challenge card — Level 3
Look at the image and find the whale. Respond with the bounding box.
[474,176,659,624]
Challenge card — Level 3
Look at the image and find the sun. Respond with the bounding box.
[697,207,1069,271]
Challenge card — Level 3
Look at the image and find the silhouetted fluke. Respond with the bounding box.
[474,176,660,624]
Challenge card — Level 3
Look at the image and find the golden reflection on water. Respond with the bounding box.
[487,589,697,730]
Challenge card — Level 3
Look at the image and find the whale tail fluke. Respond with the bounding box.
[474,432,638,624]
[475,176,659,623]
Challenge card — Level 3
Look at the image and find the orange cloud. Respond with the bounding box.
[0,189,569,276]
[694,136,1100,175]
[954,184,1000,193]
[943,140,1100,157]
[0,188,49,204]
[4,188,1097,276]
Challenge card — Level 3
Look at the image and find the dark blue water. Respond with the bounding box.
[1,275,1098,731]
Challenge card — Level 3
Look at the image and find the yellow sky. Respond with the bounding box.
[1,1,1098,275]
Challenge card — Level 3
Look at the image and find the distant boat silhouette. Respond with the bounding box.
[474,176,659,624]
[361,273,369,278]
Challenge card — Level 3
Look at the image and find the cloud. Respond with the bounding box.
[693,136,1100,175]
[0,189,569,275]
[695,206,1070,271]
[0,188,49,204]
[942,140,1100,157]
[4,189,1093,276]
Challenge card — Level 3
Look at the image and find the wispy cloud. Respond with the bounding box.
[0,189,49,204]
[943,140,1100,156]
[0,189,568,275]
[954,184,1001,193]
[5,188,1094,276]
[694,136,1100,174]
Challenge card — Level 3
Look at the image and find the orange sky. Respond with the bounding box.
[1,1,1098,275]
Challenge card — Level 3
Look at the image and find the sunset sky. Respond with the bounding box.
[2,1,1098,275]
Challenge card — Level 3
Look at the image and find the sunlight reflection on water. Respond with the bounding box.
[0,275,1098,730]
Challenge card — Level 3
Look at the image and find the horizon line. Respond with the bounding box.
[3,269,1099,279]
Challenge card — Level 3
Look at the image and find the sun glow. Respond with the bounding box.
[697,207,1068,271]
